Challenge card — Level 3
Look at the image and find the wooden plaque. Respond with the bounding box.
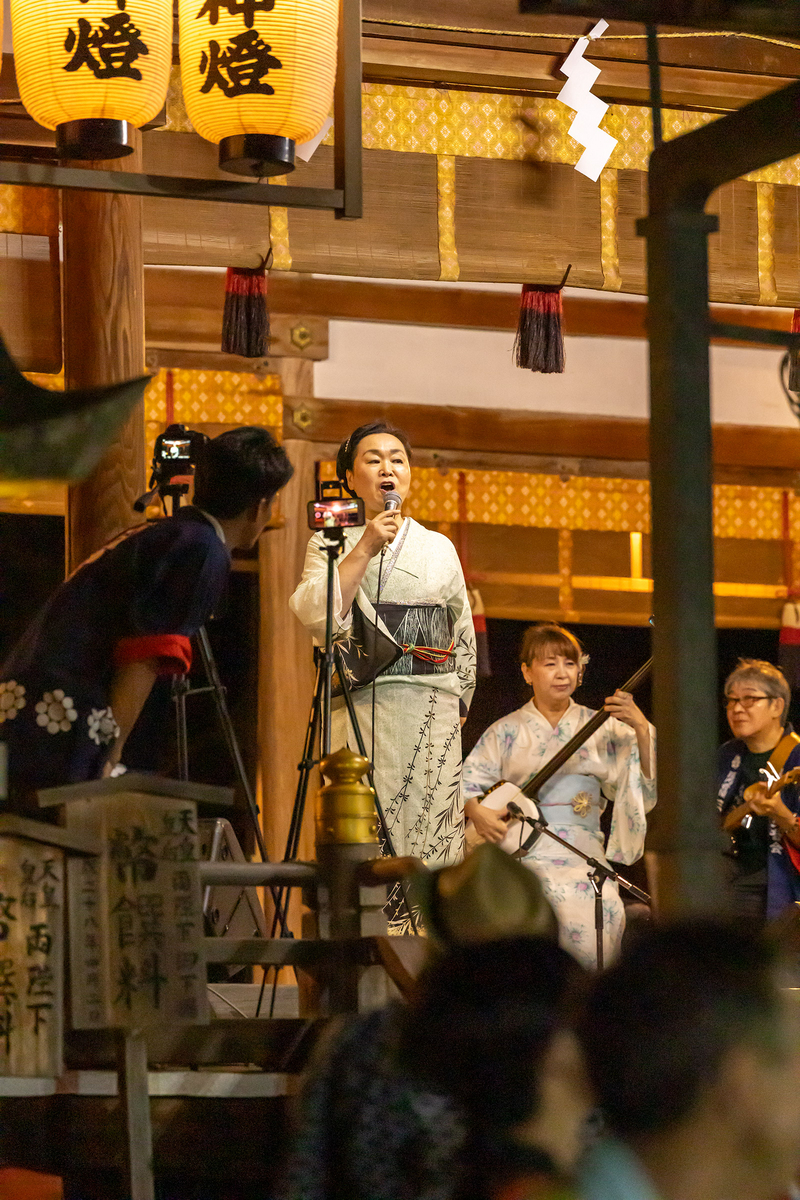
[67,791,209,1030]
[0,837,64,1077]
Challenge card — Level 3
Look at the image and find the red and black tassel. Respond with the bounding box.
[221,251,271,358]
[779,597,800,691]
[469,586,492,678]
[514,264,571,374]
[789,308,800,393]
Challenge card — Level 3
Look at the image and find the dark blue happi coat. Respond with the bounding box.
[0,507,229,809]
[717,735,800,920]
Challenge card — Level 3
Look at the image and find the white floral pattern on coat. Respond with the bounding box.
[87,707,120,746]
[0,681,26,723]
[35,689,77,734]
[463,698,656,967]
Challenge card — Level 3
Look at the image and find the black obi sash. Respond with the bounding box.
[377,603,454,677]
[333,602,454,694]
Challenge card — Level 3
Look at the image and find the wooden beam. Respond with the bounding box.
[145,271,328,358]
[281,396,800,475]
[362,34,791,111]
[362,3,800,78]
[144,349,283,375]
[144,267,795,343]
[146,312,328,360]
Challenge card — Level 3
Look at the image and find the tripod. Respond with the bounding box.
[133,478,283,932]
[172,625,268,867]
[508,803,649,970]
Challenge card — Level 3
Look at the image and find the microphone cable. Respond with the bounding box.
[371,544,386,777]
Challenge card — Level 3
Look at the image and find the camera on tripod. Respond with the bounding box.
[134,423,208,513]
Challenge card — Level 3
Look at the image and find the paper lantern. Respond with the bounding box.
[11,0,172,159]
[178,0,338,176]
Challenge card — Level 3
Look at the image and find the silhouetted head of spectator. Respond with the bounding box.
[399,936,591,1195]
[192,426,293,548]
[581,919,800,1200]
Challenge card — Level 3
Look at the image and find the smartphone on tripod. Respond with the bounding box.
[307,481,364,531]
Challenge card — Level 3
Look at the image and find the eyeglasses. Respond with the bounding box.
[723,694,773,711]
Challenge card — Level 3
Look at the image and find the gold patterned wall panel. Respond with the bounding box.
[707,181,760,306]
[756,183,778,307]
[599,169,621,292]
[0,188,58,237]
[358,86,800,187]
[145,369,282,425]
[269,176,292,272]
[161,74,800,184]
[616,170,648,295]
[453,159,603,287]
[713,486,785,540]
[437,155,459,282]
[402,468,797,543]
[361,85,544,161]
[772,184,800,307]
[286,146,440,280]
[144,369,283,467]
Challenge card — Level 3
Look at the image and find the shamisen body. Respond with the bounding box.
[462,623,656,967]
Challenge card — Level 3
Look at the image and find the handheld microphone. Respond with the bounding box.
[383,488,402,512]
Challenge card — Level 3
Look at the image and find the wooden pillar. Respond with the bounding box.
[258,439,319,931]
[63,135,147,571]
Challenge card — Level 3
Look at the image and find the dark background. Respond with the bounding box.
[462,619,786,754]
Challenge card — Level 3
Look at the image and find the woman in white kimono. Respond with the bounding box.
[463,623,655,967]
[290,422,476,930]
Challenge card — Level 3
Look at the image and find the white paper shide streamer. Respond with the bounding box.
[557,19,618,182]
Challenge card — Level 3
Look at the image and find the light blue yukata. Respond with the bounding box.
[462,698,656,967]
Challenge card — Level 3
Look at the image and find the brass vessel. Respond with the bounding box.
[316,747,379,846]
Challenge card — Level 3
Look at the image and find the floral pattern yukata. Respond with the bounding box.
[462,698,656,967]
[0,507,230,812]
[290,517,476,931]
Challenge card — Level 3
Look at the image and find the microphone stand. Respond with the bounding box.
[508,803,650,970]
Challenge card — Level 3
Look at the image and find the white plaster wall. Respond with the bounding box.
[314,319,796,429]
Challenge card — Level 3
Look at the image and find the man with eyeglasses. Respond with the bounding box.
[717,658,800,922]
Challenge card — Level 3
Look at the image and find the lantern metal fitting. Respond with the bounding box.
[56,118,136,161]
[218,133,295,178]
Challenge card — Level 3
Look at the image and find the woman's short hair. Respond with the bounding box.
[335,422,412,496]
[725,658,790,723]
[192,426,293,519]
[519,622,583,668]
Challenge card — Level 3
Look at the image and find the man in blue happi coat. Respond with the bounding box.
[717,658,800,922]
[0,426,293,813]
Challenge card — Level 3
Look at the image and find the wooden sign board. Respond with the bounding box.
[67,791,209,1030]
[0,837,63,1077]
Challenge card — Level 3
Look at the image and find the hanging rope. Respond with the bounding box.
[367,17,800,52]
